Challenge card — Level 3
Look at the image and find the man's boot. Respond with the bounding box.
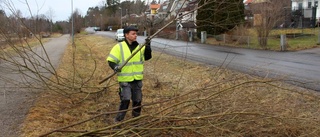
[132,101,141,118]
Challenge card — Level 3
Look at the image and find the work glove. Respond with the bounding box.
[114,65,121,72]
[145,38,151,46]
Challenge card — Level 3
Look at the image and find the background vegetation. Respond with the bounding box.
[196,0,245,36]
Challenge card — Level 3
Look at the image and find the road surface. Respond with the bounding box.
[0,35,69,137]
[96,31,320,91]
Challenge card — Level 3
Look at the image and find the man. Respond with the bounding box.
[107,26,152,122]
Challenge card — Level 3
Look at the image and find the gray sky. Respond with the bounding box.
[1,0,105,22]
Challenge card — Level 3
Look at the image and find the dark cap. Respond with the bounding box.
[123,26,138,34]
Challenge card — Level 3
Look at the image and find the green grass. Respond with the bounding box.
[206,28,320,51]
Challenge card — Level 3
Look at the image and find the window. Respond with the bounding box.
[315,1,319,7]
[308,0,312,8]
[162,5,167,10]
[298,3,303,10]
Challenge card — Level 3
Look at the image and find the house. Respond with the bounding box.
[150,3,161,15]
[157,0,197,28]
[156,0,181,20]
[244,0,254,21]
[292,0,320,27]
[157,0,171,19]
[179,0,197,23]
[245,0,292,28]
[156,0,197,20]
[246,0,319,28]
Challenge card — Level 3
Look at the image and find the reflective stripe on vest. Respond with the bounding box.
[108,54,120,64]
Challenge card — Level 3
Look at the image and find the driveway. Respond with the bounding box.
[0,35,69,137]
[96,31,320,91]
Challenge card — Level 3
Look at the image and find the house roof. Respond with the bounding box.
[150,4,161,9]
[177,0,198,12]
[244,0,254,4]
[158,1,170,12]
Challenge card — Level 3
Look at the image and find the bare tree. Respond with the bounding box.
[70,9,85,33]
[249,0,290,48]
[46,7,55,33]
[0,0,75,99]
[0,0,319,137]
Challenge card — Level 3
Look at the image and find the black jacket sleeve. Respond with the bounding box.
[108,61,117,70]
[144,43,152,61]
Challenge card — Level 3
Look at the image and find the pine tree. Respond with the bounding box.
[196,0,244,37]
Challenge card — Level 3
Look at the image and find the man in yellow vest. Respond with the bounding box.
[107,26,152,122]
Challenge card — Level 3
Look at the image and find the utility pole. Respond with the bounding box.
[71,0,74,45]
[312,5,317,28]
[100,14,102,29]
[119,7,122,28]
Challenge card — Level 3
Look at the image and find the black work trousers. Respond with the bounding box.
[115,80,142,122]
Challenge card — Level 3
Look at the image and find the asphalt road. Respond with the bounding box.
[96,31,320,91]
[0,35,69,137]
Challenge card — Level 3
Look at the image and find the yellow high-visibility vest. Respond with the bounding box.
[107,41,145,82]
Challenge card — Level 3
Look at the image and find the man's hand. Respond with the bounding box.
[145,38,151,46]
[114,65,121,72]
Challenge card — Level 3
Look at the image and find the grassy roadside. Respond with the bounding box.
[200,28,320,51]
[0,33,62,56]
[22,34,320,136]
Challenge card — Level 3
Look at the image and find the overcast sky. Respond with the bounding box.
[1,0,105,22]
[1,0,246,22]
